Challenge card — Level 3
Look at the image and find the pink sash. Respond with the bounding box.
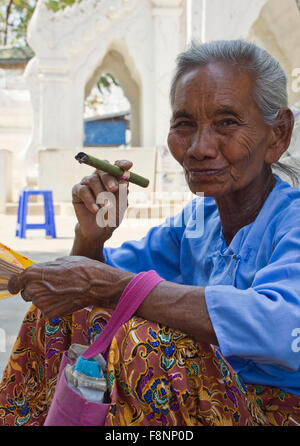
[44,270,163,426]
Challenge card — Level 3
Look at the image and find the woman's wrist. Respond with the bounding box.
[71,223,107,261]
[89,266,135,309]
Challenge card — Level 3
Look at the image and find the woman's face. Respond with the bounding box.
[167,62,275,198]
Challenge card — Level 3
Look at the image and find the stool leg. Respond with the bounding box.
[43,192,49,235]
[49,192,57,238]
[20,191,28,239]
[43,192,50,236]
[44,192,56,238]
[16,193,23,237]
[44,193,51,237]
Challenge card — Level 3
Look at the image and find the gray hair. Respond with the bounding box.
[170,39,288,125]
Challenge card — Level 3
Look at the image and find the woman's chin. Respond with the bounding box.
[188,182,225,198]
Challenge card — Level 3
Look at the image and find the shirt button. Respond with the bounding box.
[233,254,241,260]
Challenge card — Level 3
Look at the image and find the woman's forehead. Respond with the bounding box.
[173,62,255,110]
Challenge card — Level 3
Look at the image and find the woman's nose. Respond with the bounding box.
[188,128,218,160]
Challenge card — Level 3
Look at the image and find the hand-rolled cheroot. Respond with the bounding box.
[75,152,150,188]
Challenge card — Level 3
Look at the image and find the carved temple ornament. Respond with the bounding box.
[27,0,138,54]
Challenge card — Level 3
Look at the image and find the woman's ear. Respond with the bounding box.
[265,108,295,164]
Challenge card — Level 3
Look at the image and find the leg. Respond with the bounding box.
[0,305,72,425]
[3,306,297,426]
[0,305,113,426]
[246,384,300,426]
[100,316,268,426]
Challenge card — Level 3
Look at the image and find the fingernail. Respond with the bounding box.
[108,180,117,189]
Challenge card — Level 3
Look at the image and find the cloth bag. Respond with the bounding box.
[44,270,163,426]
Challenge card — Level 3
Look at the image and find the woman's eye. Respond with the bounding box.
[174,121,194,128]
[219,119,238,127]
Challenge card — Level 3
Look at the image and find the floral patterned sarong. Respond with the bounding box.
[0,304,300,426]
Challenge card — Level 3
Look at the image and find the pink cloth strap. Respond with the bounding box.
[82,270,164,359]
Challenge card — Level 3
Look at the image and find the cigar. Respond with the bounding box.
[75,152,149,188]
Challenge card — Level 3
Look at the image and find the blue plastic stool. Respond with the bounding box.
[16,190,57,239]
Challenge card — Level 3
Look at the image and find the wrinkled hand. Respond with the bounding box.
[8,256,134,319]
[72,160,133,243]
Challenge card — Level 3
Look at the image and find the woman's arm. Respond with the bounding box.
[136,280,218,345]
[8,256,217,345]
[70,223,106,262]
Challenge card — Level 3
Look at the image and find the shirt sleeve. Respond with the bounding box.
[103,209,187,282]
[205,226,300,371]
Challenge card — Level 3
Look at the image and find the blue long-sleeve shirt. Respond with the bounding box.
[103,177,300,396]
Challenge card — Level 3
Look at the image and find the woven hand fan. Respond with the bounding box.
[0,243,35,300]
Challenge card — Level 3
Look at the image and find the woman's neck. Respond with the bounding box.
[215,170,276,246]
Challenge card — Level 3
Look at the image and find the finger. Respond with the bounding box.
[34,296,79,320]
[21,288,32,302]
[97,160,133,191]
[96,171,119,193]
[8,263,43,295]
[72,183,99,214]
[84,159,118,193]
[81,173,104,200]
[114,160,133,171]
[8,273,25,295]
[114,160,133,186]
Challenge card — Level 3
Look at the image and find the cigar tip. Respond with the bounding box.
[75,152,89,164]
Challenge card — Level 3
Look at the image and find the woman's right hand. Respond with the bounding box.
[72,159,133,243]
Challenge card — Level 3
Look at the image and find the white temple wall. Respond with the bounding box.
[20,0,186,169]
[199,0,267,42]
[248,0,300,106]
[2,0,299,208]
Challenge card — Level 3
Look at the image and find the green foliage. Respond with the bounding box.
[97,73,119,94]
[85,73,120,114]
[45,0,82,13]
[0,0,82,46]
[0,0,37,45]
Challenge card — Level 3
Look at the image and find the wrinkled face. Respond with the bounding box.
[167,62,274,197]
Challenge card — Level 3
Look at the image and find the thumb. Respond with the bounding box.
[114,160,133,172]
[8,273,23,295]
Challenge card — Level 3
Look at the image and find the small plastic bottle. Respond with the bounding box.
[65,343,109,403]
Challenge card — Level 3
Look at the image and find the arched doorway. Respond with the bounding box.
[84,49,141,147]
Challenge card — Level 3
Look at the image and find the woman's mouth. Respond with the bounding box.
[187,168,226,181]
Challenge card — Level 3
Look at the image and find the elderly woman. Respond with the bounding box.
[1,39,300,426]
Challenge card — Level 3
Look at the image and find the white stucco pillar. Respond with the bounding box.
[151,0,184,146]
[188,0,206,43]
[0,150,12,213]
[39,65,83,149]
[192,0,267,42]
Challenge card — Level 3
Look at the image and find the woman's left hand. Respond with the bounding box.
[8,256,134,319]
